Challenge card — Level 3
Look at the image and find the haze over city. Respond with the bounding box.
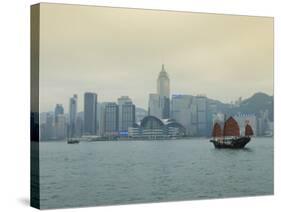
[39,3,273,112]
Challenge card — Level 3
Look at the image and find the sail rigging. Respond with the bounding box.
[223,117,240,137]
[245,124,254,136]
[212,123,222,137]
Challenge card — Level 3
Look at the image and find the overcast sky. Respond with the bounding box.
[39,3,274,112]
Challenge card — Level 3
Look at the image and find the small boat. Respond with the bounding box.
[210,116,253,149]
[67,138,80,144]
[66,124,80,144]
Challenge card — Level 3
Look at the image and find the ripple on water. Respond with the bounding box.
[39,138,273,208]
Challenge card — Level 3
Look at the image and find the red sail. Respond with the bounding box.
[212,123,222,137]
[245,124,254,136]
[223,117,240,137]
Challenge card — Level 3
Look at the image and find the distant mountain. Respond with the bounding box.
[228,92,273,121]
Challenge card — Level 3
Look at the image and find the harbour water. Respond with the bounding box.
[39,138,273,209]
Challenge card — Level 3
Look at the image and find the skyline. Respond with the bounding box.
[39,3,273,112]
[41,89,271,114]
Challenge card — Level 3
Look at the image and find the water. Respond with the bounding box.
[39,138,273,209]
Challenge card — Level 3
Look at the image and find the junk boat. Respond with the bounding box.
[210,116,253,149]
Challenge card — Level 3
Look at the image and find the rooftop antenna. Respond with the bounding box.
[161,55,165,71]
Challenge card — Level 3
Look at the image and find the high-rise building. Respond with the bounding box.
[196,95,208,136]
[54,104,64,139]
[54,104,64,122]
[121,102,135,132]
[257,110,270,136]
[84,92,98,135]
[45,112,54,140]
[75,112,84,138]
[171,94,193,135]
[56,114,67,139]
[98,103,106,136]
[69,94,78,137]
[148,93,162,119]
[157,64,170,98]
[100,102,119,136]
[117,96,135,132]
[190,98,198,136]
[152,64,170,119]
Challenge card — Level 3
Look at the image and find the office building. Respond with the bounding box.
[100,102,119,136]
[196,95,208,136]
[54,104,64,122]
[84,92,98,135]
[56,114,67,139]
[171,94,193,135]
[117,96,136,133]
[69,94,78,137]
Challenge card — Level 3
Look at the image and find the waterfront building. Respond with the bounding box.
[56,114,67,140]
[128,115,186,139]
[196,95,208,136]
[257,109,270,136]
[190,98,198,136]
[68,94,78,137]
[84,92,98,135]
[170,94,209,136]
[128,124,142,138]
[54,104,64,139]
[117,96,135,133]
[45,112,54,140]
[100,102,119,136]
[170,94,193,135]
[75,114,84,138]
[54,104,64,122]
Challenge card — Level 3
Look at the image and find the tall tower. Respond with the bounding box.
[117,96,135,132]
[69,94,78,137]
[157,64,170,98]
[84,92,98,135]
[157,64,170,118]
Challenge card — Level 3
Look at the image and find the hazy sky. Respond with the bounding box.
[39,3,274,112]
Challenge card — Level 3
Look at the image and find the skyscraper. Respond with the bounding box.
[84,92,98,135]
[157,64,170,98]
[45,112,54,140]
[56,114,67,139]
[171,94,193,135]
[196,95,208,136]
[54,104,64,122]
[148,64,170,119]
[69,94,78,137]
[157,64,170,118]
[54,104,64,139]
[117,96,135,132]
[148,93,162,119]
[100,102,119,136]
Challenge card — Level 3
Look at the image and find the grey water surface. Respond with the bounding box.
[39,137,273,209]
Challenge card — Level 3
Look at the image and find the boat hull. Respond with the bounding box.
[210,136,251,149]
